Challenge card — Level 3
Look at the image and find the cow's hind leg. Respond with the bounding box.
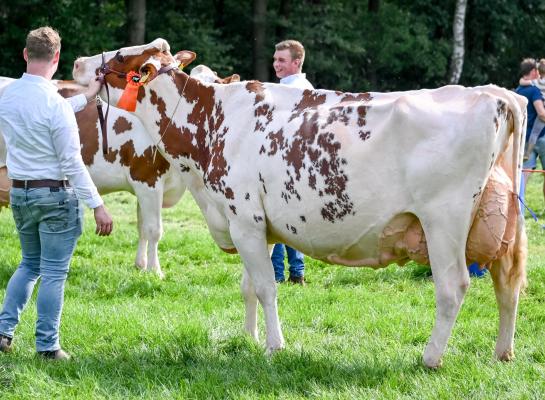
[422,223,471,368]
[489,224,527,361]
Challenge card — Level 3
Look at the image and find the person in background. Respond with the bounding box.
[516,58,545,203]
[270,40,312,285]
[0,26,113,360]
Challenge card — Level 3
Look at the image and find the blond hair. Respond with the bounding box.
[25,26,61,61]
[275,40,306,68]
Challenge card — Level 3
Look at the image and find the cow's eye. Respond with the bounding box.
[115,52,124,62]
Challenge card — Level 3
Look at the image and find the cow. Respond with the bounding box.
[73,38,528,368]
[0,66,239,275]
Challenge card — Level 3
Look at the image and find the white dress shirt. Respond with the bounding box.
[0,73,103,209]
[280,73,314,90]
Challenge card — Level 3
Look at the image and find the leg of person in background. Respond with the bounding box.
[271,244,286,283]
[286,245,305,285]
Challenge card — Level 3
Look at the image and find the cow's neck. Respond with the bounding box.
[146,71,222,176]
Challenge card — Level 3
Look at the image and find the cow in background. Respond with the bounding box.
[74,39,528,368]
[0,66,239,276]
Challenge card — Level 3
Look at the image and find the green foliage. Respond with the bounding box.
[1,0,545,90]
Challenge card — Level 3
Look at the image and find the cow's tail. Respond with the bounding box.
[501,89,527,290]
[510,90,528,290]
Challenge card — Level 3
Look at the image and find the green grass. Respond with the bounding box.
[0,176,545,399]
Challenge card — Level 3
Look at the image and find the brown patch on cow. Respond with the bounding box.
[103,148,119,163]
[359,131,371,141]
[246,81,266,104]
[300,216,306,222]
[340,93,372,103]
[245,193,250,200]
[113,116,133,134]
[262,106,357,222]
[288,91,327,122]
[74,102,100,166]
[151,73,233,199]
[229,205,237,215]
[255,104,274,132]
[116,140,170,187]
[253,214,263,223]
[57,88,100,166]
[225,187,234,200]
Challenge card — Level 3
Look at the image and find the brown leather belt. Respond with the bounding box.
[12,179,70,189]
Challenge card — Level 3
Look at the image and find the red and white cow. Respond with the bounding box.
[0,67,238,274]
[73,39,528,368]
[0,77,184,277]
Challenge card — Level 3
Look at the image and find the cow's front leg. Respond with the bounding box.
[134,185,164,278]
[241,268,258,341]
[229,221,284,353]
[423,224,470,368]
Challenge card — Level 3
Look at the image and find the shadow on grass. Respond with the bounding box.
[4,333,427,398]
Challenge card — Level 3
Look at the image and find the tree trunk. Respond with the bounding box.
[253,0,269,81]
[125,0,146,46]
[448,0,467,84]
[368,0,380,13]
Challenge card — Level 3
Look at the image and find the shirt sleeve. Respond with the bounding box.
[50,99,103,209]
[66,93,87,113]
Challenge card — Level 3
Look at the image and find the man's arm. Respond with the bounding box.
[65,78,102,113]
[534,99,545,122]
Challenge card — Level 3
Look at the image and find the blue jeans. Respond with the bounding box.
[0,187,82,352]
[271,244,304,282]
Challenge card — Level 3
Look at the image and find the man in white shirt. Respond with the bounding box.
[0,26,113,360]
[270,40,312,285]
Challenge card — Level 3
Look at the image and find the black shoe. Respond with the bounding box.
[0,334,12,353]
[288,275,305,285]
[37,349,71,361]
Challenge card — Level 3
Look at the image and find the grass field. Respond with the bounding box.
[0,175,544,399]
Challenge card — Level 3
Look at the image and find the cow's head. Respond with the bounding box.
[72,38,184,104]
[189,64,240,84]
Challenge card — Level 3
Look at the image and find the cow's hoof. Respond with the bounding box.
[422,355,443,369]
[134,262,147,271]
[497,349,515,362]
[265,343,284,357]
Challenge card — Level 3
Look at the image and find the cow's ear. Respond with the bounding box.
[139,61,159,84]
[174,51,197,69]
[224,74,240,83]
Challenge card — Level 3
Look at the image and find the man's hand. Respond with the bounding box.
[93,204,113,236]
[84,77,103,103]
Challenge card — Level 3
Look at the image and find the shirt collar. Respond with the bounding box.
[280,73,306,85]
[21,73,56,88]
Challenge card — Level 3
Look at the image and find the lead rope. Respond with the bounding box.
[517,194,545,229]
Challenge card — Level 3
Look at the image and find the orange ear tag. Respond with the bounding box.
[116,71,144,112]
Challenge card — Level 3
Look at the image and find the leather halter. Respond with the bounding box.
[96,51,177,156]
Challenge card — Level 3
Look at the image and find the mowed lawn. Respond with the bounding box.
[0,175,545,399]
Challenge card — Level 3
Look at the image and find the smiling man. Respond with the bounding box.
[272,40,313,90]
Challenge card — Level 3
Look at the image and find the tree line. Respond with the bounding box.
[0,0,543,92]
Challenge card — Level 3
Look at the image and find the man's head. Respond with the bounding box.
[273,40,306,79]
[519,58,538,80]
[25,26,61,63]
